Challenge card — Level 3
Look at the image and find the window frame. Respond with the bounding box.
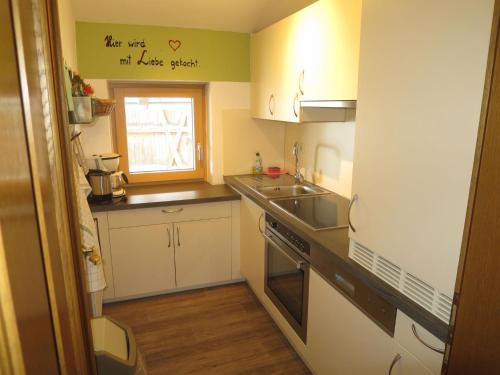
[112,84,206,184]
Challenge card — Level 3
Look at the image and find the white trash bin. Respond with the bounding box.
[91,316,147,375]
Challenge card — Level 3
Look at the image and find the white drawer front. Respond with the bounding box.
[107,201,231,228]
[394,311,445,374]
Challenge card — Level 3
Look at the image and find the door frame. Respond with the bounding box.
[445,0,500,373]
[0,0,96,373]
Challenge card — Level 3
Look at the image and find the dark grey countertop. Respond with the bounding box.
[224,174,449,342]
[89,182,240,212]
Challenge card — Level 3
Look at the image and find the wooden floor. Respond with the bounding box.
[104,283,311,375]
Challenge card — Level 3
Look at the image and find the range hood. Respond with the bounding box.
[300,100,356,122]
[300,100,357,109]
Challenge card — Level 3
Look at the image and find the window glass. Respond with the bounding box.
[113,85,205,183]
[124,97,195,173]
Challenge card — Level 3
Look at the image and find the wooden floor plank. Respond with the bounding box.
[103,283,311,375]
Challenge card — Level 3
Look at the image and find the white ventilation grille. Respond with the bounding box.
[403,273,434,311]
[349,241,453,323]
[350,242,375,270]
[436,293,453,322]
[375,256,402,290]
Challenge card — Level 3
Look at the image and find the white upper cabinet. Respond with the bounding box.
[298,0,361,102]
[349,0,494,307]
[250,0,362,122]
[250,26,278,120]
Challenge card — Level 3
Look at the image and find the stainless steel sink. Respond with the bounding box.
[255,184,328,198]
[234,175,329,198]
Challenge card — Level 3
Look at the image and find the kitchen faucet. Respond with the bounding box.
[292,142,304,184]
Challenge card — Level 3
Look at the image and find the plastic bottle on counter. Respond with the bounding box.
[253,152,263,175]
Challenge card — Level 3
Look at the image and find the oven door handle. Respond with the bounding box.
[263,232,305,270]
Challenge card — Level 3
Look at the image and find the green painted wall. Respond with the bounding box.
[76,22,250,82]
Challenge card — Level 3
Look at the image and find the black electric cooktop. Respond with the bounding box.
[271,193,350,231]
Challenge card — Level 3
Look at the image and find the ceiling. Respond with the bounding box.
[71,0,318,33]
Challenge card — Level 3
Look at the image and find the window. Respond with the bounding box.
[113,85,205,183]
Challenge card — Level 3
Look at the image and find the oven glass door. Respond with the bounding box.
[264,230,309,340]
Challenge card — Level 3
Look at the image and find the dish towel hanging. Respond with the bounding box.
[73,157,106,293]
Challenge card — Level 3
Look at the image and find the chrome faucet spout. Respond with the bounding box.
[292,142,304,184]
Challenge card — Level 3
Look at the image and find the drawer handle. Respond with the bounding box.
[348,194,358,232]
[411,324,445,354]
[162,208,184,214]
[177,226,181,247]
[167,227,171,247]
[388,353,401,375]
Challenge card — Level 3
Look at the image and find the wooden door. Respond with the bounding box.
[446,1,500,373]
[239,195,266,299]
[174,218,231,288]
[0,0,94,373]
[109,224,176,298]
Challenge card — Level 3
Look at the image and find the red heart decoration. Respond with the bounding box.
[169,39,181,52]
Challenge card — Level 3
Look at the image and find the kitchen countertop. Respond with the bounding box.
[224,174,449,342]
[89,182,240,212]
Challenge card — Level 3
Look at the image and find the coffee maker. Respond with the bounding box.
[88,153,128,202]
[87,169,114,202]
[110,171,128,198]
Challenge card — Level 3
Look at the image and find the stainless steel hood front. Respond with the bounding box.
[300,100,356,109]
[300,100,356,122]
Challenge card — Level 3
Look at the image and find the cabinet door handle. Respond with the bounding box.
[411,324,445,354]
[293,93,300,118]
[269,94,274,116]
[388,353,401,375]
[162,208,183,214]
[348,194,358,232]
[167,227,171,247]
[258,213,264,235]
[299,69,305,95]
[176,226,181,247]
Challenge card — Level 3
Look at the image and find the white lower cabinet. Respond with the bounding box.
[239,194,265,300]
[174,218,231,288]
[237,196,442,375]
[390,344,434,375]
[102,201,235,300]
[110,224,176,298]
[307,269,395,375]
[394,311,445,374]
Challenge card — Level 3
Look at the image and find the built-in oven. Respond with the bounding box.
[262,214,310,343]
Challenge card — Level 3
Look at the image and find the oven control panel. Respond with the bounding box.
[266,214,310,256]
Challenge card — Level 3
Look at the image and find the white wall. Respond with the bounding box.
[78,81,286,183]
[79,79,114,156]
[57,0,78,69]
[208,82,285,184]
[284,114,356,199]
